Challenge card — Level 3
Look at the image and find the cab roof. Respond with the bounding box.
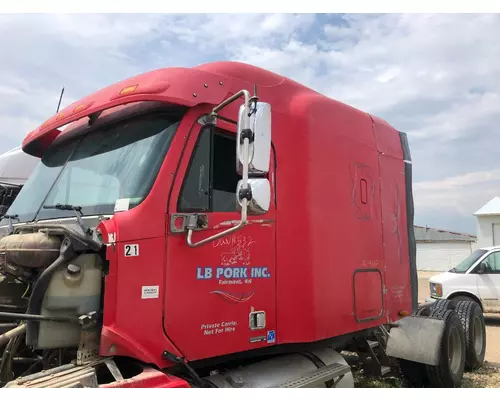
[22,61,391,158]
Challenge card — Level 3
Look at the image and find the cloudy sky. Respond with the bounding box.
[1,13,499,234]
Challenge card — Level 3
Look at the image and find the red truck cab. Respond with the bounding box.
[0,61,474,389]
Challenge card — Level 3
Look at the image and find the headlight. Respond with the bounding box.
[430,282,443,298]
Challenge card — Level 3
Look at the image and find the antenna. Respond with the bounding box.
[56,87,65,113]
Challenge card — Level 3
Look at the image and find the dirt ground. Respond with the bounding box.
[354,363,500,388]
[418,271,500,365]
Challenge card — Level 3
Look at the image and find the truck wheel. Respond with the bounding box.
[451,295,479,305]
[454,300,486,370]
[431,299,455,311]
[416,304,431,317]
[399,359,429,387]
[399,306,432,387]
[425,308,466,388]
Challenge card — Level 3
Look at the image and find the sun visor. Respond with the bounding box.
[21,66,231,157]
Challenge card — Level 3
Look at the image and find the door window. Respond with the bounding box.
[478,251,500,274]
[178,127,240,213]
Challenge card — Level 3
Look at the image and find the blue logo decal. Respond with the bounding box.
[267,330,276,344]
[196,266,271,280]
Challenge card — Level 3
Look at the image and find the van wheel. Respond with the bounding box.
[399,306,432,387]
[454,300,486,370]
[425,308,466,387]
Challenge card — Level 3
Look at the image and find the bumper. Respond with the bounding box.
[425,297,437,303]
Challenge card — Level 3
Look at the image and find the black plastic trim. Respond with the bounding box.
[398,131,418,313]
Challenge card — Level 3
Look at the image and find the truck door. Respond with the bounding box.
[163,123,277,361]
[475,250,500,313]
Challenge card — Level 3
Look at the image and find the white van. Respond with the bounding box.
[427,246,500,313]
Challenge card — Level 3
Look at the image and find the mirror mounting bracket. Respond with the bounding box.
[204,112,218,126]
[240,128,255,144]
[198,115,216,126]
[239,187,253,201]
[184,89,252,248]
[170,213,208,234]
[248,84,259,116]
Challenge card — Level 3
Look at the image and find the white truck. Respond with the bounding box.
[427,246,500,313]
[0,146,39,217]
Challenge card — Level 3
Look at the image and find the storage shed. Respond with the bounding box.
[415,225,477,272]
[474,197,500,248]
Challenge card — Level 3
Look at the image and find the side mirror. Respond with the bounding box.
[185,90,272,248]
[236,178,271,215]
[477,262,487,274]
[237,102,271,176]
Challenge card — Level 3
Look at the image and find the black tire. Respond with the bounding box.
[431,299,456,311]
[425,308,466,388]
[400,359,430,388]
[399,306,431,387]
[416,304,432,317]
[451,295,480,305]
[454,300,486,370]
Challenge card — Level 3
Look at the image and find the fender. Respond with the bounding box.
[445,290,482,303]
[385,315,445,366]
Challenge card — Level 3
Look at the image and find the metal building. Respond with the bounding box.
[474,197,500,248]
[415,225,477,271]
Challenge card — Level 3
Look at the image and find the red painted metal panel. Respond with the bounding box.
[353,270,384,322]
[163,119,277,361]
[377,150,413,321]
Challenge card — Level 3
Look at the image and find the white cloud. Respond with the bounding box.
[1,13,499,233]
[414,169,500,217]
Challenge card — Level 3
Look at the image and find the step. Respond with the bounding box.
[381,366,392,376]
[367,340,379,349]
[271,363,351,388]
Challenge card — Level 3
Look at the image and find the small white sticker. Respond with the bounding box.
[142,285,159,299]
[114,198,130,212]
[108,233,116,243]
[124,244,139,257]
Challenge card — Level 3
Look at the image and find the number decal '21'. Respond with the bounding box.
[124,244,139,257]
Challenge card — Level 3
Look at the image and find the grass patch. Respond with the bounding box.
[354,373,405,388]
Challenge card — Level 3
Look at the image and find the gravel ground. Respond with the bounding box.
[354,363,500,388]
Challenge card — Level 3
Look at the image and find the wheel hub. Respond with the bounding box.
[448,325,462,375]
[472,315,484,356]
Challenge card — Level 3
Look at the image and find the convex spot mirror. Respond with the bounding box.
[237,102,271,176]
[236,178,270,215]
